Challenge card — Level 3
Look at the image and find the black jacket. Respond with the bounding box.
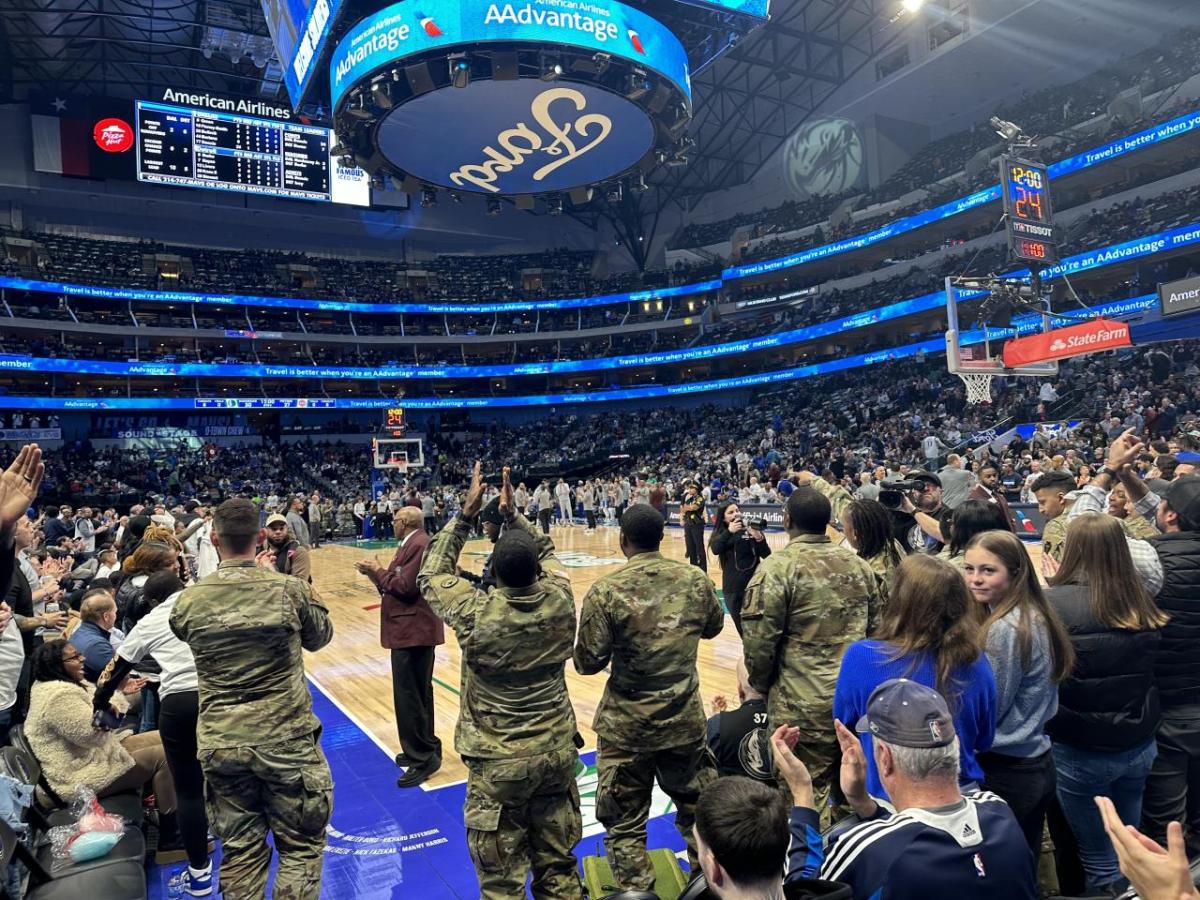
[1148,532,1200,708]
[1045,583,1161,752]
[709,528,770,598]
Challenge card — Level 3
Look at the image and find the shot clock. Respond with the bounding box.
[1000,156,1059,265]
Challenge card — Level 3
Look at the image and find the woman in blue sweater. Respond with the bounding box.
[964,529,1075,859]
[833,554,997,801]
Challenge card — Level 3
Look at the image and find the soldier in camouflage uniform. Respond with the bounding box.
[801,472,900,623]
[741,487,880,820]
[418,464,584,900]
[1110,481,1162,540]
[1031,471,1077,563]
[574,503,724,890]
[169,498,334,900]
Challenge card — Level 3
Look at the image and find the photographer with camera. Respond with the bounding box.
[709,502,771,636]
[877,474,948,553]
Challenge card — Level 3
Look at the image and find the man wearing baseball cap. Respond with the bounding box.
[777,679,1036,898]
[257,513,311,583]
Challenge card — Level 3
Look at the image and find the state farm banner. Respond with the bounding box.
[1002,318,1131,368]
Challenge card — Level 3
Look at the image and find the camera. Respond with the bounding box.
[878,480,923,509]
[747,518,767,531]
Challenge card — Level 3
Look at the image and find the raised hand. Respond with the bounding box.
[461,461,486,519]
[834,719,872,815]
[1095,797,1200,900]
[499,467,515,516]
[0,445,44,536]
[1106,428,1144,473]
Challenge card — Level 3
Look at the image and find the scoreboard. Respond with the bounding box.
[193,397,337,409]
[135,100,368,205]
[1000,156,1058,265]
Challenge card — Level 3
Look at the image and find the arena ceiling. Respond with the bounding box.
[0,0,908,200]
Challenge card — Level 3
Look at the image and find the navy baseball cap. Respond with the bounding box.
[855,679,955,749]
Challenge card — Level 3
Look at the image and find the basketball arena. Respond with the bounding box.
[1,0,1200,897]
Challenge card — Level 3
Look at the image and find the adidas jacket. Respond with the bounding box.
[787,793,1037,899]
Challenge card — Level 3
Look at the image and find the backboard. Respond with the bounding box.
[372,437,424,470]
[945,276,1058,404]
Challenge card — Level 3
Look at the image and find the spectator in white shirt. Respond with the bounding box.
[0,603,23,744]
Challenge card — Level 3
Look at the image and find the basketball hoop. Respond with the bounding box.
[957,372,995,405]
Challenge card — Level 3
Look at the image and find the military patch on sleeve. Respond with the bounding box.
[440,577,459,589]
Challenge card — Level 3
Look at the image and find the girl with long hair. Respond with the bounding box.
[708,501,770,635]
[804,473,906,627]
[1045,513,1168,892]
[940,499,1012,568]
[833,554,996,800]
[964,530,1075,858]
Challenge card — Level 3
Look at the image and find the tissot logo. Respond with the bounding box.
[93,118,133,153]
[449,87,613,193]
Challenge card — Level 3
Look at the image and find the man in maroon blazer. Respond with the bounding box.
[356,505,445,787]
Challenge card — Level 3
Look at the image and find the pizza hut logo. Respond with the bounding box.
[93,118,133,153]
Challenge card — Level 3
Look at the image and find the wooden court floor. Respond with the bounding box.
[306,523,1046,788]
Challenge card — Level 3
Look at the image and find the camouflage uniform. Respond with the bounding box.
[418,512,583,900]
[810,475,898,630]
[573,552,724,890]
[169,559,334,900]
[1041,499,1074,563]
[1047,499,1157,559]
[1120,513,1160,540]
[741,534,880,819]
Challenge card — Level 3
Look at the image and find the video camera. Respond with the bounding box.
[878,480,925,509]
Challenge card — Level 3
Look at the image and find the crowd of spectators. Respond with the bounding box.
[670,28,1200,254]
[2,176,1195,393]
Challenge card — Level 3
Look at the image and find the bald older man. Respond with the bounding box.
[356,506,445,787]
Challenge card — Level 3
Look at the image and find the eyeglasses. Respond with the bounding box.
[62,653,84,663]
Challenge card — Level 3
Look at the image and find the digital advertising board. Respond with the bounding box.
[329,0,691,195]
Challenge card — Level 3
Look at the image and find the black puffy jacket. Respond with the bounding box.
[1149,532,1200,708]
[1045,583,1161,752]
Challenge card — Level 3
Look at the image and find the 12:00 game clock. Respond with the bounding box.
[1001,156,1059,265]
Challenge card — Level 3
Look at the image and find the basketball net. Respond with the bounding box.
[957,371,994,405]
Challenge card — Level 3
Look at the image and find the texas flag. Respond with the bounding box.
[416,11,442,36]
[627,26,646,54]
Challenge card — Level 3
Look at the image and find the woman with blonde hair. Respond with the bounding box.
[834,554,996,800]
[1045,513,1168,893]
[964,529,1075,857]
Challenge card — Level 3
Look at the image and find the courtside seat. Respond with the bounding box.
[0,745,147,873]
[6,724,145,824]
[0,818,146,900]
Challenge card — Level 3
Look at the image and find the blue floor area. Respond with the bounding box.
[148,681,687,898]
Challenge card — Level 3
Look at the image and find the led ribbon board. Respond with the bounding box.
[329,0,690,194]
[0,293,1158,411]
